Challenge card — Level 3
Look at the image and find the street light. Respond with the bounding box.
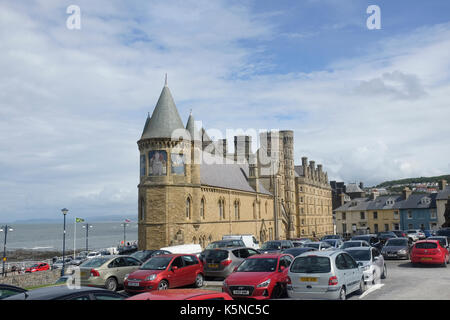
[1,225,14,277]
[82,224,93,252]
[121,222,130,246]
[61,208,68,276]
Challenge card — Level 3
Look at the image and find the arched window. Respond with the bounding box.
[139,198,145,221]
[253,201,257,219]
[234,200,240,220]
[200,198,205,219]
[186,197,191,219]
[219,199,225,220]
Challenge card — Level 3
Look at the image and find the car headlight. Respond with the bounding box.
[145,274,157,281]
[257,279,271,288]
[398,249,407,254]
[361,265,370,271]
[124,274,129,281]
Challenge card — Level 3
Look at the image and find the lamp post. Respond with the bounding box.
[1,225,13,277]
[121,222,129,246]
[61,208,68,276]
[82,224,93,252]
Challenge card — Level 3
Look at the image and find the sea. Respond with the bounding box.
[3,221,138,252]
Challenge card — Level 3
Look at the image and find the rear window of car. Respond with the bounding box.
[80,257,110,268]
[203,250,229,260]
[290,256,331,273]
[415,242,438,249]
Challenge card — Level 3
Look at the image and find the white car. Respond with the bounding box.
[344,247,387,285]
[303,241,332,251]
[86,251,101,259]
[406,230,424,242]
[287,250,365,300]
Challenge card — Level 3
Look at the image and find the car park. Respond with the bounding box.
[282,247,316,257]
[127,289,233,300]
[323,239,343,249]
[426,236,449,250]
[201,247,260,280]
[124,254,204,294]
[205,240,245,249]
[341,240,370,249]
[345,247,387,284]
[25,262,50,273]
[304,241,332,251]
[260,240,294,254]
[381,238,411,260]
[79,255,142,291]
[287,250,365,300]
[411,240,450,267]
[130,250,172,263]
[351,235,383,250]
[377,232,398,245]
[4,286,127,300]
[222,253,293,300]
[222,235,260,250]
[0,284,27,299]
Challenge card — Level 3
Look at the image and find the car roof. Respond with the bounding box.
[344,247,371,251]
[4,286,116,300]
[127,289,227,300]
[298,250,341,257]
[249,253,285,259]
[204,247,252,252]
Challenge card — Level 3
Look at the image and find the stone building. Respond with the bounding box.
[437,180,450,227]
[137,78,334,249]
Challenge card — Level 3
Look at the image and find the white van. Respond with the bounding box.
[160,243,203,256]
[222,234,260,250]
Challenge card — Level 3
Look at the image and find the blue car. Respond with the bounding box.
[423,230,436,238]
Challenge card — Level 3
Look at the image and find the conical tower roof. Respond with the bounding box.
[141,75,185,139]
[186,111,202,141]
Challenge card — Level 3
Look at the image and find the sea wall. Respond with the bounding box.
[0,269,62,289]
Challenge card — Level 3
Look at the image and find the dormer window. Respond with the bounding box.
[421,197,431,205]
[385,200,395,205]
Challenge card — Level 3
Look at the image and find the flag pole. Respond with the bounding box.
[74,218,76,258]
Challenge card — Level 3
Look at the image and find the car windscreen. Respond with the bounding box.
[131,251,154,261]
[386,239,408,246]
[352,236,369,241]
[324,240,337,246]
[236,258,278,272]
[80,257,109,268]
[206,242,228,249]
[290,256,331,273]
[140,256,172,270]
[342,242,361,249]
[282,248,311,256]
[260,242,281,250]
[203,250,229,261]
[305,243,320,249]
[415,242,437,249]
[428,238,446,246]
[346,250,371,261]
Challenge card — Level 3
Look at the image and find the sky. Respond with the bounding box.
[0,0,449,222]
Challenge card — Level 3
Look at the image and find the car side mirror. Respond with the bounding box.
[171,266,178,272]
[357,262,363,267]
[279,266,285,272]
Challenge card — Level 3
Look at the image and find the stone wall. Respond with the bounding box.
[0,269,61,289]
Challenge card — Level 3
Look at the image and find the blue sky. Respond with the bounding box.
[0,0,449,221]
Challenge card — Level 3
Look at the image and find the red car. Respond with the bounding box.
[126,289,233,300]
[222,253,293,300]
[411,240,450,266]
[25,263,50,273]
[124,254,204,294]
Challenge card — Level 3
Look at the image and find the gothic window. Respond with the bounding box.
[186,197,191,219]
[139,198,145,221]
[219,199,225,220]
[234,200,240,220]
[200,198,205,219]
[253,201,257,219]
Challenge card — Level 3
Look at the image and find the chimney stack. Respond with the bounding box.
[439,179,447,191]
[402,187,412,200]
[359,182,364,190]
[234,135,251,163]
[302,157,308,176]
[216,139,227,158]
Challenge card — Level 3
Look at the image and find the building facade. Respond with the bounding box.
[137,79,334,249]
[437,180,450,227]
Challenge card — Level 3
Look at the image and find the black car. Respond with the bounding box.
[351,234,383,250]
[4,286,127,300]
[281,247,316,257]
[381,237,411,260]
[436,228,450,242]
[118,244,138,255]
[377,232,398,244]
[130,249,172,263]
[205,240,245,249]
[0,284,27,300]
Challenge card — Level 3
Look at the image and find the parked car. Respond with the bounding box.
[406,229,425,241]
[391,230,408,238]
[223,253,293,300]
[130,250,172,263]
[79,255,142,291]
[70,255,87,266]
[118,244,138,255]
[411,240,450,267]
[260,240,294,254]
[4,286,127,300]
[351,235,382,250]
[0,284,27,300]
[377,232,398,245]
[341,240,370,249]
[427,236,449,250]
[160,244,202,256]
[86,251,102,259]
[201,247,260,280]
[323,239,343,249]
[282,247,316,257]
[345,247,386,284]
[287,250,365,300]
[423,230,436,238]
[381,237,411,260]
[25,262,50,273]
[124,254,204,294]
[52,258,73,270]
[304,241,332,251]
[205,240,245,249]
[127,289,233,300]
[436,228,450,241]
[321,235,343,241]
[222,234,260,250]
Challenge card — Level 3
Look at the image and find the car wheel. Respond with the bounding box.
[356,278,365,295]
[270,283,283,299]
[105,277,118,291]
[158,279,169,290]
[339,287,346,300]
[194,273,204,288]
[381,264,387,279]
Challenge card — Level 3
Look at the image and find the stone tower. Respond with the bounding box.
[137,77,201,249]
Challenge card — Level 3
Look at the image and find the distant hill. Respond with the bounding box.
[12,215,137,224]
[375,175,450,188]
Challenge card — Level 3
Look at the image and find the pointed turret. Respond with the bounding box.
[186,111,201,141]
[141,76,185,139]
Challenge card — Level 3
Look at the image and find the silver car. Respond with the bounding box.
[345,247,387,285]
[201,247,260,279]
[341,240,370,249]
[287,250,365,300]
[304,241,332,251]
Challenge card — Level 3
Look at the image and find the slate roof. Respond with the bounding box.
[185,113,202,141]
[334,197,372,212]
[437,186,450,200]
[346,183,364,193]
[141,83,185,139]
[294,166,303,177]
[398,193,437,209]
[368,195,404,210]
